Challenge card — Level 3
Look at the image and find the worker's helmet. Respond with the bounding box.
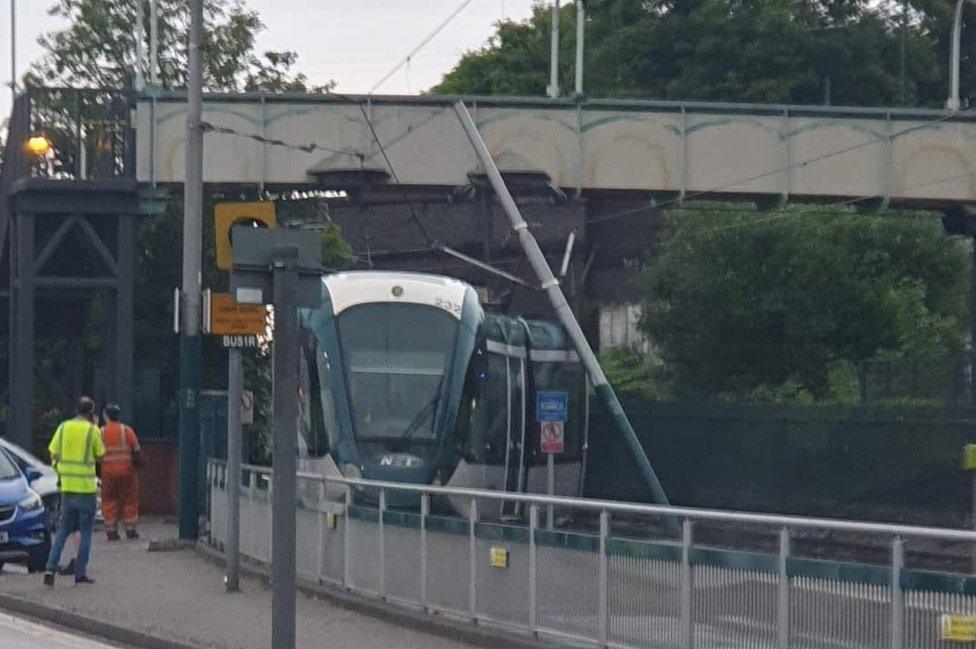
[104,403,122,421]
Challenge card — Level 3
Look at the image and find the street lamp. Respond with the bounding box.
[949,0,976,110]
[9,0,15,103]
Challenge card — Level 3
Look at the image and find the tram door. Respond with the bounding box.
[501,355,526,518]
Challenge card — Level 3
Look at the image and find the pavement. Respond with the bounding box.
[0,611,129,649]
[0,520,506,649]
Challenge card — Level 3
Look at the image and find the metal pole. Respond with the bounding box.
[134,0,146,91]
[378,488,386,599]
[149,0,159,86]
[950,0,965,111]
[178,0,204,541]
[548,0,560,98]
[574,0,584,96]
[891,537,904,649]
[528,504,538,635]
[225,348,242,592]
[9,0,14,102]
[598,510,609,646]
[271,252,299,649]
[420,493,429,609]
[469,497,478,621]
[680,519,693,649]
[454,102,673,517]
[546,453,555,530]
[777,528,790,649]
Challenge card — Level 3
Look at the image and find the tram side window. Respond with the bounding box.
[299,335,331,457]
[312,341,342,454]
[466,353,510,465]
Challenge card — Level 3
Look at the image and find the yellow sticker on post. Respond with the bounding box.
[941,614,976,642]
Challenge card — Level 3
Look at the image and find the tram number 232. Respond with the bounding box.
[434,298,462,315]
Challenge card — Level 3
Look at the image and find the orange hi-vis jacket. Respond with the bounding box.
[100,421,140,478]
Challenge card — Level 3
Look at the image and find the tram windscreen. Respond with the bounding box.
[337,304,458,441]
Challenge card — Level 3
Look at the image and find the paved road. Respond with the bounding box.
[0,612,125,649]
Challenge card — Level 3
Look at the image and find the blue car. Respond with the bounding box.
[0,447,49,572]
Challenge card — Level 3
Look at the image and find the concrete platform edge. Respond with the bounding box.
[0,590,200,649]
[194,541,566,649]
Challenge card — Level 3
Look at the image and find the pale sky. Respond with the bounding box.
[0,0,539,119]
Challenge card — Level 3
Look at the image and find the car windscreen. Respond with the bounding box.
[336,303,458,441]
[0,449,21,480]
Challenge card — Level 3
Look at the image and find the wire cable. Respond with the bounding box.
[368,0,480,95]
[199,121,364,160]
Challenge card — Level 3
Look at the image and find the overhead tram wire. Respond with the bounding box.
[585,106,976,228]
[352,99,539,288]
[367,0,480,95]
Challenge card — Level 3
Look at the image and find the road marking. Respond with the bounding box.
[0,612,120,648]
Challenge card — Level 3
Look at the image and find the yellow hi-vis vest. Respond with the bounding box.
[48,419,104,494]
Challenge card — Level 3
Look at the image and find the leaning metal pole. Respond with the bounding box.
[453,101,672,511]
[178,0,204,540]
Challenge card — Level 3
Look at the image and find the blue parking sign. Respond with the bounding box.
[536,391,567,422]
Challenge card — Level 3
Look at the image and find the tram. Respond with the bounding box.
[296,271,588,511]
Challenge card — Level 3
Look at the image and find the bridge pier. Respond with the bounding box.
[5,179,138,449]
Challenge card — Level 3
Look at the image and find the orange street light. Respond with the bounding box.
[25,135,51,157]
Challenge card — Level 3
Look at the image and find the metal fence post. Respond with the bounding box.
[777,527,790,649]
[343,484,352,589]
[420,493,429,611]
[379,488,386,600]
[469,497,478,622]
[529,504,539,635]
[598,510,610,647]
[267,476,273,562]
[316,481,325,584]
[681,519,694,649]
[891,537,904,649]
[248,471,256,558]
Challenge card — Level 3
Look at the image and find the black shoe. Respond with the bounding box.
[106,531,121,542]
[43,572,55,587]
[125,529,139,540]
[74,575,95,585]
[58,559,76,576]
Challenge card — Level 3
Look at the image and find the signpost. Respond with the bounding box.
[203,289,267,593]
[230,226,321,649]
[537,391,567,529]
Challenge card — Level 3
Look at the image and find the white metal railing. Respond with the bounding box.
[206,459,976,649]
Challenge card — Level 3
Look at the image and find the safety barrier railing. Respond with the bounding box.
[206,459,976,649]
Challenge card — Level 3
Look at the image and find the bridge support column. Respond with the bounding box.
[5,179,138,449]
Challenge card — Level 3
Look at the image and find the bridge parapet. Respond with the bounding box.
[137,92,976,208]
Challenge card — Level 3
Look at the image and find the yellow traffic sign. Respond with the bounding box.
[941,615,976,642]
[209,292,267,336]
[214,201,276,270]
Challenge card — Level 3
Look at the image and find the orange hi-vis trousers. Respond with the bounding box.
[101,471,139,527]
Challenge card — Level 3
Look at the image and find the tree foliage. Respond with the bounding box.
[25,0,332,92]
[435,0,963,108]
[637,205,968,402]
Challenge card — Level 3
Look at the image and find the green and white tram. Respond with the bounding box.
[297,271,588,511]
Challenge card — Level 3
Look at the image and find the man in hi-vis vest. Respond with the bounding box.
[43,396,105,586]
[99,403,142,541]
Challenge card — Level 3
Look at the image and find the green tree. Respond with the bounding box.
[435,0,945,108]
[638,204,968,402]
[19,0,343,443]
[25,0,331,92]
